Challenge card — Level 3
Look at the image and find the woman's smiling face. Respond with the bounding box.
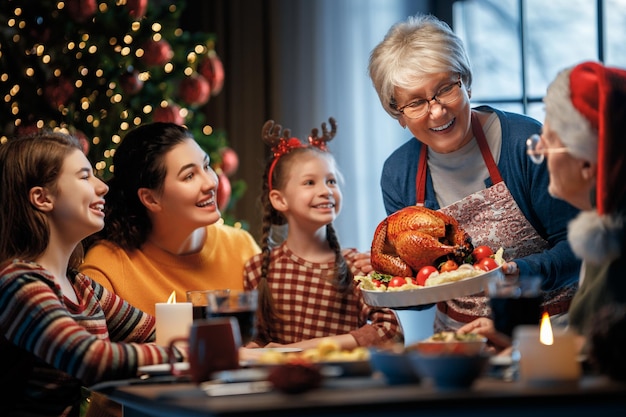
[49,148,109,242]
[152,138,221,229]
[394,72,473,154]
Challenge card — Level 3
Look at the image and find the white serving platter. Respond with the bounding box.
[361,266,504,308]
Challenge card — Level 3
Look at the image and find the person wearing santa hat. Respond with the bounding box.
[538,61,626,339]
[459,61,626,360]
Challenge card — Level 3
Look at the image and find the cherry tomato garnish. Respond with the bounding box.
[388,276,408,288]
[415,265,437,286]
[472,245,494,262]
[476,257,499,271]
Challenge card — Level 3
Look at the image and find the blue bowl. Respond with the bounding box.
[409,352,489,390]
[368,347,421,385]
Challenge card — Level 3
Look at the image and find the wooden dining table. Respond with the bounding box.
[93,371,626,417]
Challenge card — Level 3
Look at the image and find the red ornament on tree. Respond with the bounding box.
[140,39,173,67]
[198,52,225,96]
[43,76,75,109]
[73,129,90,155]
[216,173,232,211]
[125,0,148,19]
[153,104,185,125]
[65,0,98,23]
[219,147,239,176]
[15,124,40,137]
[120,69,144,95]
[179,74,211,106]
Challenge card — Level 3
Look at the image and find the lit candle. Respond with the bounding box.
[513,313,581,386]
[155,291,193,346]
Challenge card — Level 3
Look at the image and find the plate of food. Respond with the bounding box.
[240,347,303,367]
[357,265,504,308]
[249,338,372,377]
[363,207,507,309]
[137,362,189,376]
[251,347,303,353]
[407,331,487,356]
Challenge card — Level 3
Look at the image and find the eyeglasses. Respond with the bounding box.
[395,79,463,119]
[526,134,570,164]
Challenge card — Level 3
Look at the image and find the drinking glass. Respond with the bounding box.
[206,289,258,345]
[485,276,543,338]
[186,289,230,320]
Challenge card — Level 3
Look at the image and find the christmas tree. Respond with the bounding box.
[0,0,245,225]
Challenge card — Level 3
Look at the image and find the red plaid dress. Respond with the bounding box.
[244,243,402,346]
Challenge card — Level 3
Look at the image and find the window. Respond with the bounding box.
[453,0,626,121]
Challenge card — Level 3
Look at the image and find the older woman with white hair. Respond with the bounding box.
[368,13,581,334]
[537,61,626,337]
[460,62,626,371]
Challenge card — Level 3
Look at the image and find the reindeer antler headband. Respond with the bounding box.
[261,117,337,190]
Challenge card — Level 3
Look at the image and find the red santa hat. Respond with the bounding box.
[544,61,626,264]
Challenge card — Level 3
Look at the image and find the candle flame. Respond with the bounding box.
[539,311,553,345]
[166,291,177,304]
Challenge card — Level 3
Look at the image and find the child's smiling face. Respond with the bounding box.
[272,152,342,228]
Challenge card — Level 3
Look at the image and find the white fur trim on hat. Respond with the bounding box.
[544,67,598,162]
[568,210,624,265]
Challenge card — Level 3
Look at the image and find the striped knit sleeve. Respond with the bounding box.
[86,274,156,343]
[0,264,177,386]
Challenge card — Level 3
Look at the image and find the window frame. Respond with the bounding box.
[447,0,609,115]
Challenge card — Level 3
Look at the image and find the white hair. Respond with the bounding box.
[543,67,598,162]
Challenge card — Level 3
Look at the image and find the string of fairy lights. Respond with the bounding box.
[0,1,223,180]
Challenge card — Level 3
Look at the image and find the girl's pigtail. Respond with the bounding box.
[255,164,285,342]
[326,224,352,294]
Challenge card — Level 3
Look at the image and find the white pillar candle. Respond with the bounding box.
[155,302,193,346]
[514,324,581,386]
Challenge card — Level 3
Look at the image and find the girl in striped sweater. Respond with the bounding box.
[0,132,183,416]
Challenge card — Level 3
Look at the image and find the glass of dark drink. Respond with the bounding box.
[485,276,543,338]
[206,289,258,345]
[186,289,230,320]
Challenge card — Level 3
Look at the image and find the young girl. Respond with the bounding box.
[0,132,182,416]
[80,122,260,315]
[244,118,402,350]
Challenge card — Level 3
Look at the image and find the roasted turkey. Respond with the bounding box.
[370,206,473,276]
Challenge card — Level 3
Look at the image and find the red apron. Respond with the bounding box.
[416,112,576,331]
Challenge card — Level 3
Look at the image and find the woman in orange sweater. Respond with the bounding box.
[80,122,260,315]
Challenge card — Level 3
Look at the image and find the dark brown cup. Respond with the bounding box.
[169,317,242,384]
